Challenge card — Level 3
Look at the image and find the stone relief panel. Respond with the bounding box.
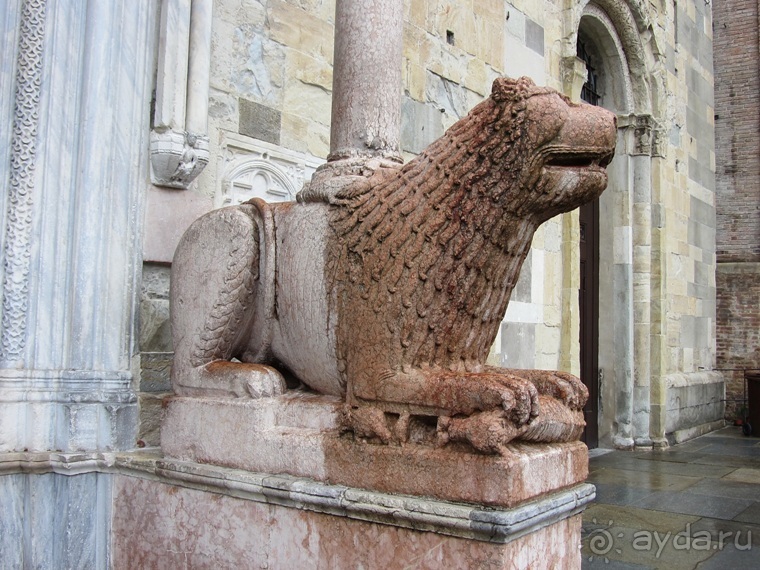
[217,134,322,208]
[1,0,47,364]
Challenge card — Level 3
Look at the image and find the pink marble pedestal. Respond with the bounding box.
[118,391,595,568]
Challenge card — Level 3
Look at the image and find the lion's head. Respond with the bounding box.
[451,76,616,223]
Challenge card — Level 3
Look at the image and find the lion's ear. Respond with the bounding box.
[491,76,536,103]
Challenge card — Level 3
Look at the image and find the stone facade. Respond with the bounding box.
[141,0,722,449]
[712,0,760,422]
[0,0,724,566]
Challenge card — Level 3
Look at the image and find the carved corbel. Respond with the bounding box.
[561,56,589,102]
[150,0,212,189]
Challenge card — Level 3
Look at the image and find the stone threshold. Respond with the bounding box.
[0,450,594,544]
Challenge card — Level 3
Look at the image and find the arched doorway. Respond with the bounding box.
[563,0,665,448]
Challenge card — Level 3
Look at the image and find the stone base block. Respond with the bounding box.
[665,372,725,442]
[111,463,591,569]
[161,391,589,508]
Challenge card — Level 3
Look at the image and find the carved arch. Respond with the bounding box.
[564,0,666,120]
[221,159,299,206]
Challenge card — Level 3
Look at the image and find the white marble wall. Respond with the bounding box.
[0,0,158,453]
[0,472,112,568]
[0,0,159,564]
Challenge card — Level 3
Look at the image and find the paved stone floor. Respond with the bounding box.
[581,427,760,569]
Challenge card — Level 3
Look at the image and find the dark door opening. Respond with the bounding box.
[578,35,601,448]
[579,198,600,448]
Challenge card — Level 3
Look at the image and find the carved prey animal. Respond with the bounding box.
[171,77,617,454]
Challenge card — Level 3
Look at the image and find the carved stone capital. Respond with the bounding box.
[149,129,209,189]
[651,127,666,158]
[633,115,654,156]
[618,114,658,157]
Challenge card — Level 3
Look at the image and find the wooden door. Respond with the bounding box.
[579,198,600,448]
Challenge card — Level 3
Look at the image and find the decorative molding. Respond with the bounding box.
[218,135,322,207]
[150,0,213,189]
[0,368,135,403]
[1,0,47,364]
[0,451,596,545]
[0,368,137,452]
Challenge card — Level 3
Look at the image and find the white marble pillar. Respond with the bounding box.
[0,0,158,453]
[150,0,212,189]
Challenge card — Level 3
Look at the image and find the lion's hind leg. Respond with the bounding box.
[170,202,285,399]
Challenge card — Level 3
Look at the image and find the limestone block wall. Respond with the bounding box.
[657,0,717,377]
[648,0,723,443]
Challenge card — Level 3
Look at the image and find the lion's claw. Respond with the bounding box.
[499,368,588,410]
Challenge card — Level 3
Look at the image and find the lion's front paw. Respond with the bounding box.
[422,369,540,425]
[500,368,588,410]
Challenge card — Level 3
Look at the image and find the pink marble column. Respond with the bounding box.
[329,0,403,163]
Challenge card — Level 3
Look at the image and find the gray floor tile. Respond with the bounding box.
[689,516,760,547]
[617,459,734,479]
[592,482,657,507]
[582,558,654,569]
[687,478,760,500]
[697,443,760,458]
[734,501,760,525]
[691,453,760,469]
[694,540,758,569]
[629,450,708,464]
[589,467,701,492]
[633,490,754,520]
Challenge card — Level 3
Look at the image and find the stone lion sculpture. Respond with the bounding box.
[171,77,616,454]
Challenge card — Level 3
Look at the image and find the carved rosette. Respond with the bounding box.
[149,129,210,189]
[1,0,47,363]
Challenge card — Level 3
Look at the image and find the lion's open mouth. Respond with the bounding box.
[545,150,614,170]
